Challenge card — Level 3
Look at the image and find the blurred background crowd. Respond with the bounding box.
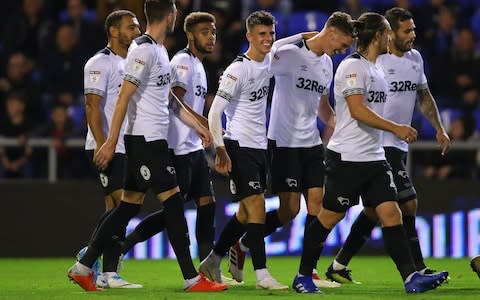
[0,0,479,181]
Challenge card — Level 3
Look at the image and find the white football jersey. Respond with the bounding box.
[268,40,332,147]
[217,54,272,149]
[328,52,388,161]
[377,50,428,152]
[168,48,207,155]
[123,34,171,141]
[83,47,126,153]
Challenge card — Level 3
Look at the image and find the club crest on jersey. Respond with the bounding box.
[89,70,101,83]
[99,173,108,187]
[140,165,151,180]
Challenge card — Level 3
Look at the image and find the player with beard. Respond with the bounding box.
[325,7,450,285]
[77,9,142,289]
[67,0,227,292]
[291,12,448,294]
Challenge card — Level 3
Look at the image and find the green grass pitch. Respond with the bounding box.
[0,256,478,299]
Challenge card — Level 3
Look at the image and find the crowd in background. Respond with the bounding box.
[0,0,479,180]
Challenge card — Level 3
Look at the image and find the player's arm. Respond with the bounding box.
[346,94,417,142]
[208,95,231,176]
[169,90,212,147]
[171,87,208,128]
[85,94,106,149]
[318,94,335,128]
[94,80,137,170]
[272,32,318,51]
[417,87,450,155]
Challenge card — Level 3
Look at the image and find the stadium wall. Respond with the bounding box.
[1,178,479,258]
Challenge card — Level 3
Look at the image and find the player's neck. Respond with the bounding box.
[145,24,167,44]
[245,47,266,62]
[107,42,127,58]
[187,44,205,61]
[305,36,325,56]
[389,47,405,57]
[359,46,379,63]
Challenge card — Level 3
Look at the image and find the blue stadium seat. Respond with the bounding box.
[287,11,329,35]
[474,110,480,134]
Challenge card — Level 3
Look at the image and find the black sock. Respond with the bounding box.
[163,193,197,280]
[304,214,317,269]
[299,218,331,276]
[336,211,377,266]
[82,201,141,267]
[403,215,426,271]
[382,225,416,281]
[213,215,246,257]
[89,209,113,244]
[196,202,216,261]
[121,208,165,254]
[243,223,266,270]
[264,210,283,237]
[102,242,122,272]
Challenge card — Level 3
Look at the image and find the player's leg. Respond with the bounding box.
[293,208,345,294]
[369,161,448,293]
[152,141,225,292]
[190,150,216,261]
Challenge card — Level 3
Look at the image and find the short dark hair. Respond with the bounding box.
[104,10,136,38]
[183,12,215,33]
[246,10,275,32]
[385,7,413,32]
[325,11,355,36]
[352,12,389,52]
[144,0,176,24]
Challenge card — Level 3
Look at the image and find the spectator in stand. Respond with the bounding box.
[423,114,477,179]
[430,28,480,108]
[41,23,86,109]
[0,52,43,122]
[61,0,104,57]
[30,103,80,179]
[0,0,54,65]
[0,92,33,179]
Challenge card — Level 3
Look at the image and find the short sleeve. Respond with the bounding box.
[84,56,109,97]
[416,51,428,90]
[124,46,152,86]
[216,62,243,102]
[170,54,191,91]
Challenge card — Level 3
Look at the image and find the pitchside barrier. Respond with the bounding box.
[0,138,479,257]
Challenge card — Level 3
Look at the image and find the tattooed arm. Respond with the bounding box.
[418,87,450,155]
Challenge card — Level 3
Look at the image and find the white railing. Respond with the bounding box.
[0,137,85,183]
[0,137,479,182]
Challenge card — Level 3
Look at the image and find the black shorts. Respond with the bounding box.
[173,149,214,202]
[323,149,398,213]
[384,147,416,204]
[225,139,267,201]
[123,135,177,194]
[86,150,125,195]
[269,140,325,193]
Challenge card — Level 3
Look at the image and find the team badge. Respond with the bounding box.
[99,173,108,187]
[89,71,101,83]
[140,165,151,180]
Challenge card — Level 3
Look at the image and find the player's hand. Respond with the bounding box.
[215,146,231,176]
[94,141,115,171]
[394,124,417,144]
[436,128,450,156]
[196,125,212,147]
